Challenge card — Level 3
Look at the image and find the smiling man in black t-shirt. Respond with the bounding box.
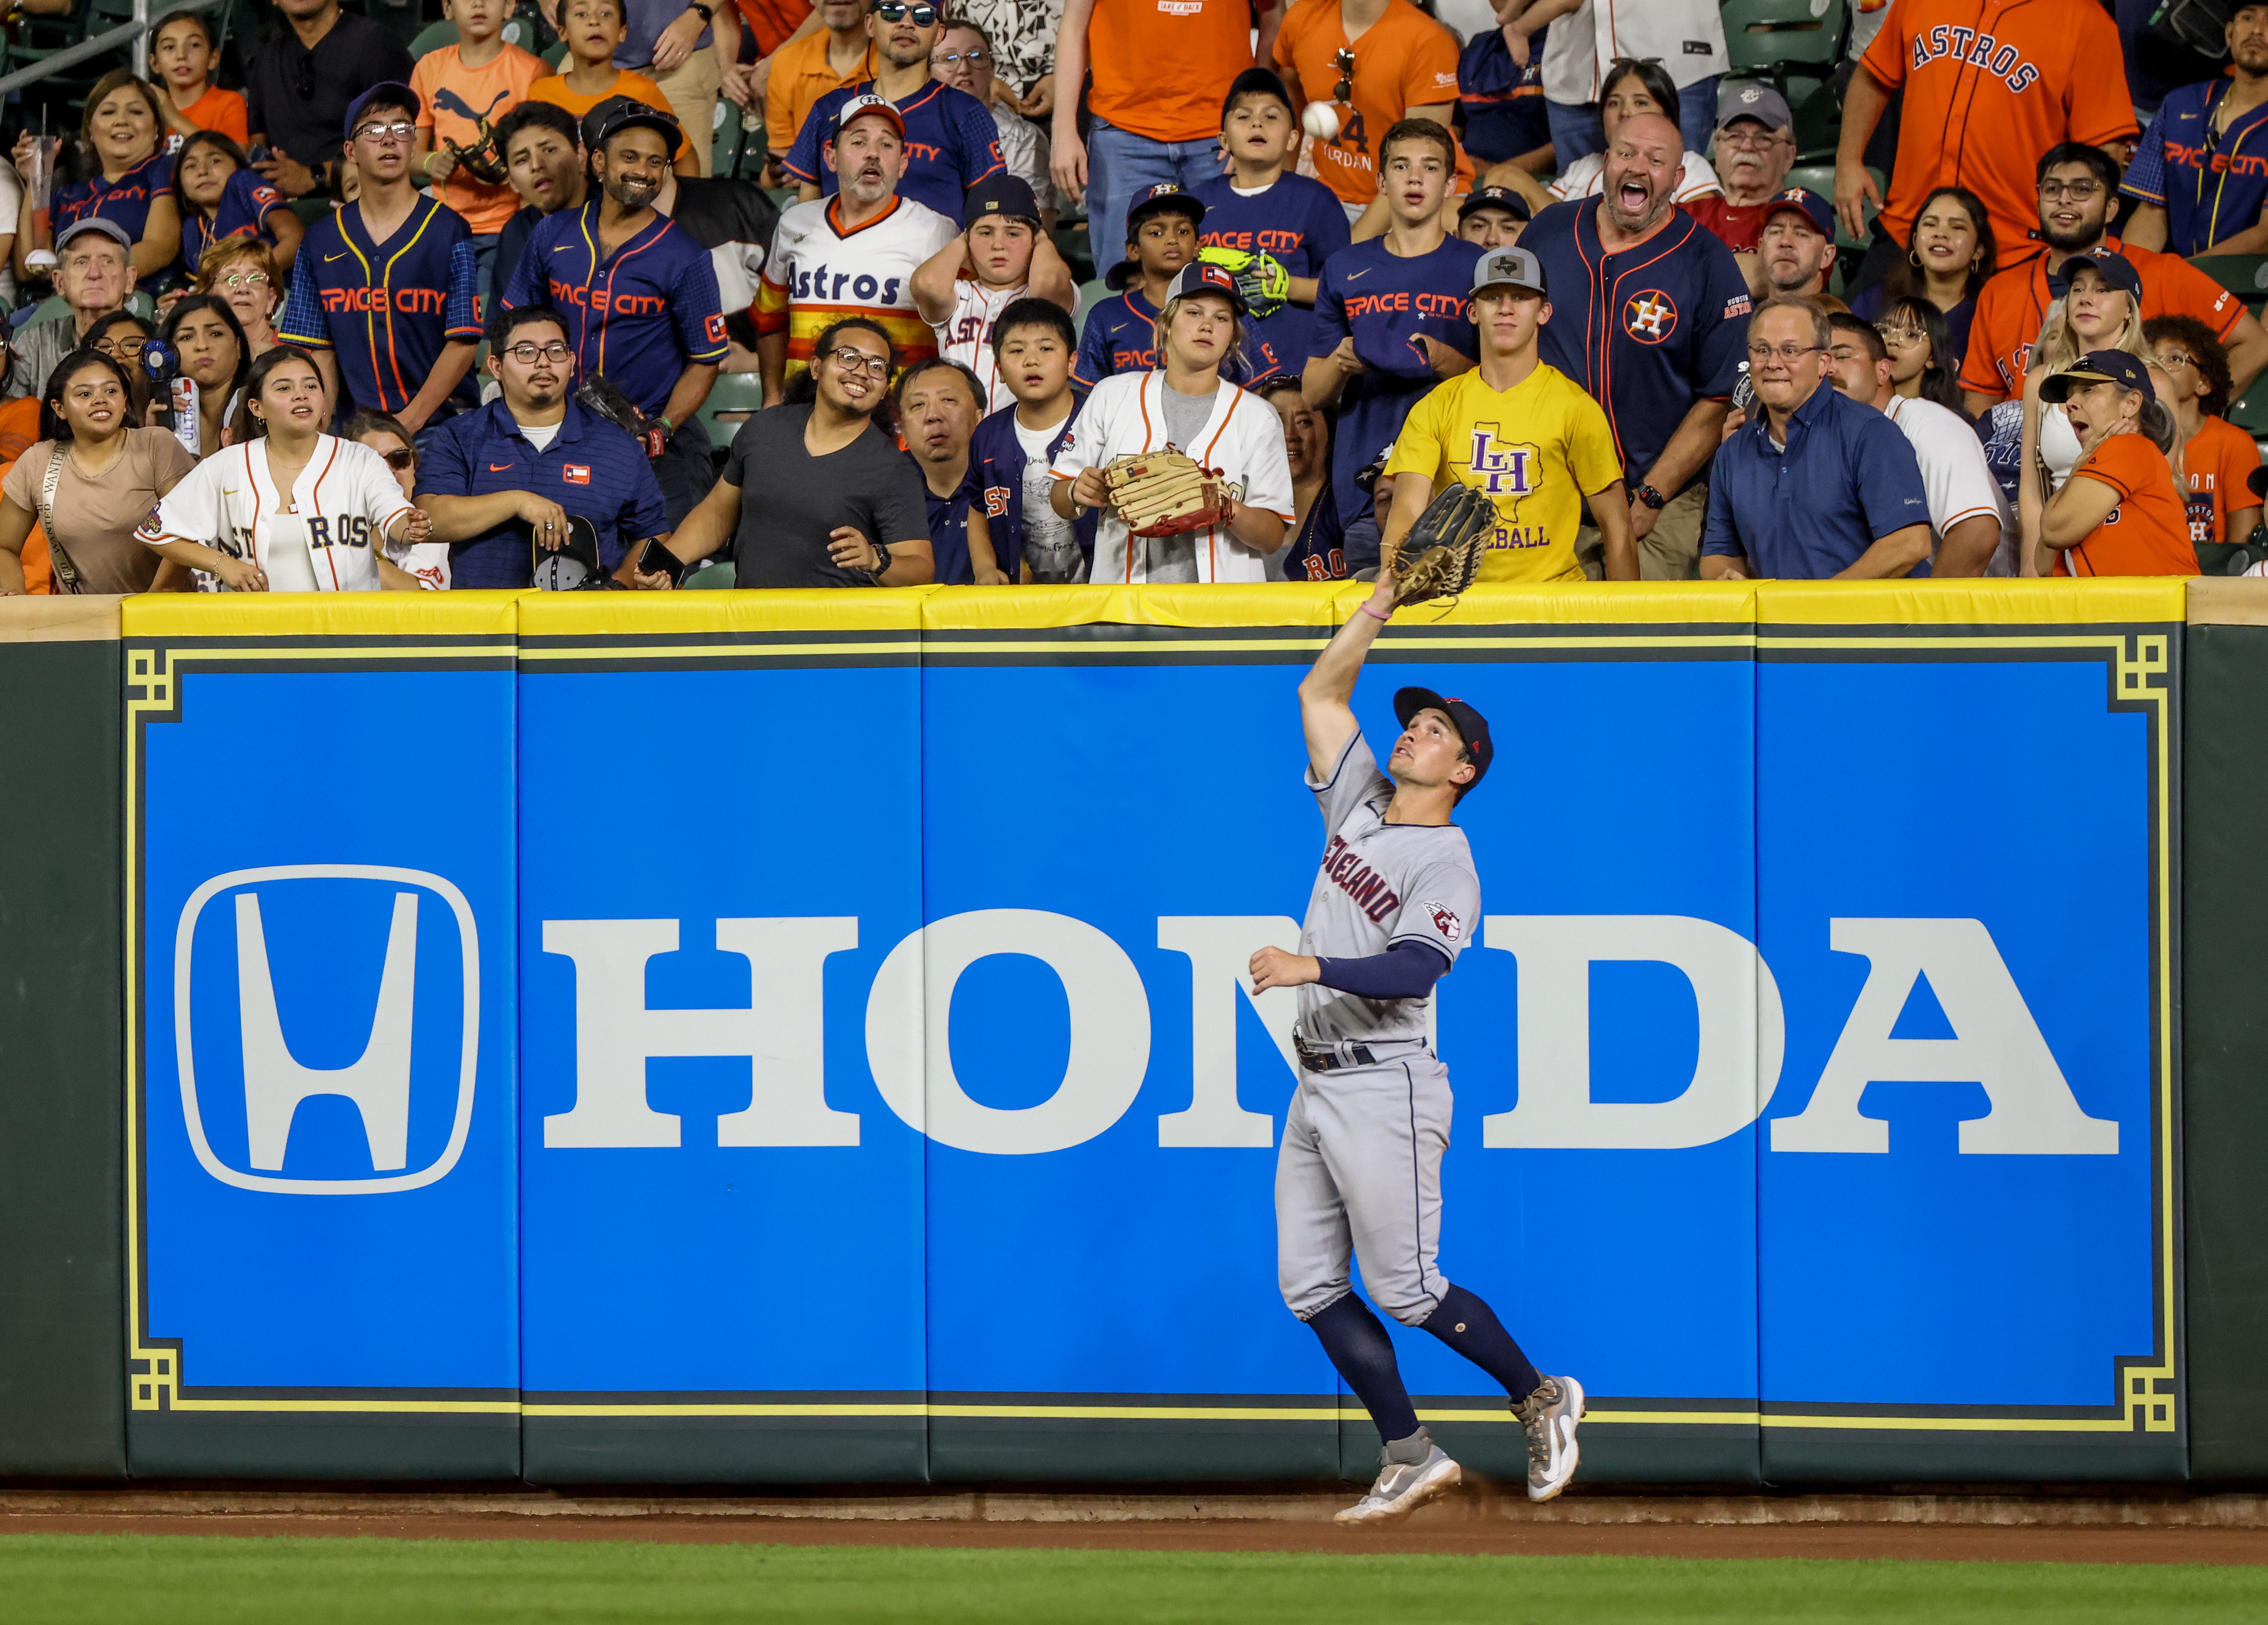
[630,315,932,588]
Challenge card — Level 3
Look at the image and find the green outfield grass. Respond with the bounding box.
[2,1533,2264,1624]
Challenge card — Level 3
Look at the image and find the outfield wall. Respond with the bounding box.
[6,579,2257,1486]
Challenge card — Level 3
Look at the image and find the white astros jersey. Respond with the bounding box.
[1049,369,1296,583]
[137,435,413,592]
[1297,732,1481,1046]
[935,279,1083,413]
[754,194,961,387]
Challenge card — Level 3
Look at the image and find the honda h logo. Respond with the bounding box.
[174,866,479,1195]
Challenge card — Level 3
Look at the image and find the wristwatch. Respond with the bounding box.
[868,542,891,580]
[687,3,713,19]
[1635,483,1667,511]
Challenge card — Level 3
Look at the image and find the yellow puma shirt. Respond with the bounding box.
[1384,363,1622,583]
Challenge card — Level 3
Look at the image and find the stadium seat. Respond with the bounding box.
[543,40,569,67]
[1076,278,1108,339]
[409,19,458,55]
[682,561,735,589]
[711,101,743,178]
[697,369,764,451]
[2193,255,2268,311]
[1786,74,1842,163]
[1723,0,1847,75]
[2228,382,2268,439]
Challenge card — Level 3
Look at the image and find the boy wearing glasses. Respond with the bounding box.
[782,0,1003,225]
[417,305,670,588]
[278,84,484,435]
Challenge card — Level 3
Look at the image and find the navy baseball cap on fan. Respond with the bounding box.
[1759,187,1834,238]
[1162,258,1247,314]
[343,82,419,143]
[1221,66,1295,120]
[1125,181,1205,242]
[2048,249,2144,302]
[964,172,1040,228]
[1394,687,1493,791]
[2039,349,2154,401]
[582,94,683,152]
[1458,185,1531,225]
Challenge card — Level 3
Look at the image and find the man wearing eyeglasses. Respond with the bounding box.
[417,306,671,588]
[278,84,484,436]
[1699,295,1931,581]
[1956,143,2268,417]
[782,0,1003,225]
[7,219,136,401]
[245,0,419,202]
[1685,81,1795,279]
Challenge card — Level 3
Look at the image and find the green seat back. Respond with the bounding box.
[682,560,735,589]
[1722,0,1847,73]
[409,19,459,56]
[2193,255,2268,308]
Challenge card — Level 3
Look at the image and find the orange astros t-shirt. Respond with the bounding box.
[2056,432,2198,576]
[412,42,551,235]
[1275,0,1468,206]
[1861,0,2137,269]
[1087,0,1255,144]
[2180,414,2264,550]
[1957,238,2241,402]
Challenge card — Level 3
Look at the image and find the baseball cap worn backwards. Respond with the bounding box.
[581,93,682,151]
[2039,349,2154,402]
[1394,688,1492,790]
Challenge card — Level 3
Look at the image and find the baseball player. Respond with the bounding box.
[1251,576,1581,1525]
[1050,260,1294,583]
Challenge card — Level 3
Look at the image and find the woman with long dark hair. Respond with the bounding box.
[156,293,253,458]
[139,345,429,591]
[1540,58,1723,209]
[10,69,181,281]
[170,130,303,277]
[1876,296,1967,415]
[1849,186,1995,368]
[0,349,194,593]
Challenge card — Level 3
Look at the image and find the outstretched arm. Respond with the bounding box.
[1298,575,1397,781]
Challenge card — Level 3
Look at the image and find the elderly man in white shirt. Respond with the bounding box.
[1827,311,2009,577]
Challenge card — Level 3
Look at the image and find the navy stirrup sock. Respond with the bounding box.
[1306,1294,1420,1444]
[1420,1284,1542,1402]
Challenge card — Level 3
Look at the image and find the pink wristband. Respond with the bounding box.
[1361,603,1391,623]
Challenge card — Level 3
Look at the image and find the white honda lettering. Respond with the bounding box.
[1480,915,1784,1150]
[238,890,417,1171]
[542,917,861,1148]
[1155,916,1299,1148]
[1771,918,2118,1155]
[866,908,1150,1154]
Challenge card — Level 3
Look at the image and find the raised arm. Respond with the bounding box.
[1297,575,1397,781]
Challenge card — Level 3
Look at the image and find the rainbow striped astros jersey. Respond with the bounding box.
[754,194,960,387]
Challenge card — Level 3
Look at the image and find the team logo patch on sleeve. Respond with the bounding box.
[705,312,728,344]
[1424,903,1463,943]
[1625,290,1678,343]
[564,464,591,484]
[1723,293,1752,319]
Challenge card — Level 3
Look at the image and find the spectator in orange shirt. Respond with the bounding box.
[2146,314,2264,557]
[1052,0,1279,271]
[2034,350,2197,576]
[529,0,699,175]
[148,10,248,146]
[1275,0,1464,226]
[1836,0,2137,287]
[412,0,552,266]
[763,0,872,171]
[1959,145,2268,414]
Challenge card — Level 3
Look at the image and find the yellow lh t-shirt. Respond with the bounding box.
[1384,362,1622,583]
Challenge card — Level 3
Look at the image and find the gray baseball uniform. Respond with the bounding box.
[1277,731,1481,1328]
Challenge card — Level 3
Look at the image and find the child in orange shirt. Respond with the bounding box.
[2036,350,2200,577]
[412,0,551,255]
[149,9,248,146]
[526,0,696,175]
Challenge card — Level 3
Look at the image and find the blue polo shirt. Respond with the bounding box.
[416,398,668,588]
[182,167,289,275]
[920,458,980,584]
[1522,200,1750,491]
[279,194,482,421]
[1074,284,1285,392]
[2121,78,2268,259]
[1701,383,1930,579]
[53,150,173,246]
[500,200,729,419]
[783,79,1004,224]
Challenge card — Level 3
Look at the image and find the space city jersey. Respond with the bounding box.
[501,199,730,418]
[782,78,1004,223]
[279,194,483,420]
[51,149,173,244]
[1074,283,1285,391]
[1297,731,1480,1048]
[1190,171,1351,374]
[1307,232,1482,527]
[181,167,289,275]
[1521,199,1750,489]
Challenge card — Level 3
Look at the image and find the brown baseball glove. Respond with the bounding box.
[1103,450,1232,537]
[1388,481,1491,606]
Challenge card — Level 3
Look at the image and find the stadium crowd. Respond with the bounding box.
[0,0,2261,595]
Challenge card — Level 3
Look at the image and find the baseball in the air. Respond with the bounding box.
[1302,102,1340,141]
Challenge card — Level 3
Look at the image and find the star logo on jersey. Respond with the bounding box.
[1624,290,1678,344]
[1424,903,1463,943]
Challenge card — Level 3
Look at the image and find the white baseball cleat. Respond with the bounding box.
[1516,1374,1584,1502]
[1333,1443,1464,1527]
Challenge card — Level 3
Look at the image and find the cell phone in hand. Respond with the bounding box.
[635,537,687,586]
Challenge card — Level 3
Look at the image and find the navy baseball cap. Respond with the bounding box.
[1162,258,1247,314]
[1458,185,1531,225]
[1221,66,1294,120]
[1759,187,1834,237]
[964,172,1040,228]
[2039,349,2155,401]
[2048,249,2144,302]
[582,94,683,152]
[1125,181,1205,241]
[343,81,419,143]
[1394,687,1493,792]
